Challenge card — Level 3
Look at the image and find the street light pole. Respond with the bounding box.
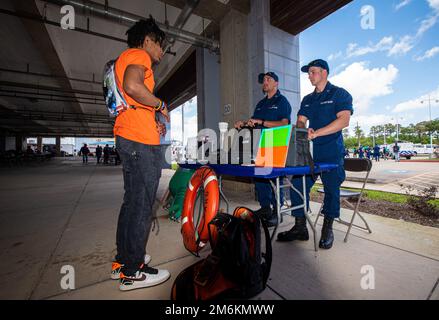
[421,95,438,158]
[391,117,403,144]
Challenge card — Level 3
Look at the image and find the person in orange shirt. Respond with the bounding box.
[110,16,171,291]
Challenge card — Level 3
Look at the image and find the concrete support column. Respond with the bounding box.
[196,47,221,133]
[217,1,301,197]
[248,0,301,121]
[220,10,251,127]
[37,136,43,152]
[220,9,253,194]
[55,136,61,156]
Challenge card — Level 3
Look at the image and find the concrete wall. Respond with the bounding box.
[220,10,251,126]
[248,0,301,123]
[196,48,221,134]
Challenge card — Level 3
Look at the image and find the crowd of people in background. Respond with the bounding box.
[347,143,398,162]
[78,143,120,165]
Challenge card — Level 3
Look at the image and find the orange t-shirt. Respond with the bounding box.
[113,48,159,145]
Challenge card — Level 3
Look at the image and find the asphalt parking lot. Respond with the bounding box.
[343,158,439,196]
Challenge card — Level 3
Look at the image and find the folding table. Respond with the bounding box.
[179,163,338,251]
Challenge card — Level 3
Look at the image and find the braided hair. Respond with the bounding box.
[126,15,166,48]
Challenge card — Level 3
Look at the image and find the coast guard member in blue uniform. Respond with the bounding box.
[234,72,292,226]
[277,59,353,249]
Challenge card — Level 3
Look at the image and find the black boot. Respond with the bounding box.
[319,216,334,249]
[276,216,309,242]
[255,206,277,227]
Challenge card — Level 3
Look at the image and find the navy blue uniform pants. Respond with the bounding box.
[289,160,345,219]
[255,178,285,209]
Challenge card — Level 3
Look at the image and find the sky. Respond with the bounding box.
[299,0,439,136]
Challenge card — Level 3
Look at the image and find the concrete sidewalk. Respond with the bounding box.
[0,161,438,300]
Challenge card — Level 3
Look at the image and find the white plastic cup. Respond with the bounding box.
[218,122,228,133]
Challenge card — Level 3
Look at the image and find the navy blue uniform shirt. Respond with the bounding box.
[298,82,353,162]
[252,90,292,125]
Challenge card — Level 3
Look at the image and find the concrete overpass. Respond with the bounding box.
[0,0,351,151]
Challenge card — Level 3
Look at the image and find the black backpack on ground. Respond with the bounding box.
[171,207,272,301]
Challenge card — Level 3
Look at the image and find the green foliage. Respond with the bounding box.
[344,119,439,146]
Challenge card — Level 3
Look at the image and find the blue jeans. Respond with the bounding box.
[82,154,88,163]
[115,136,162,275]
[290,159,346,219]
[255,178,285,209]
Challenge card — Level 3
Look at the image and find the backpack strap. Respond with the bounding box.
[113,58,130,113]
[256,209,272,286]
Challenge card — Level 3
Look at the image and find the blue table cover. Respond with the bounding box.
[178,163,337,179]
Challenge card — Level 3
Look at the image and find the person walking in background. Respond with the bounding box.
[366,147,372,160]
[393,143,400,162]
[373,144,380,162]
[96,145,103,164]
[358,146,364,159]
[79,143,90,164]
[103,144,110,164]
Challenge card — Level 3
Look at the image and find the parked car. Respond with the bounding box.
[398,150,417,160]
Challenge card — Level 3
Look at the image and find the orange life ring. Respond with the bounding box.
[181,166,220,254]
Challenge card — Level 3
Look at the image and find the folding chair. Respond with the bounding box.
[313,158,373,242]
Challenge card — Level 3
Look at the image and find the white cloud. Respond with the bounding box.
[428,0,439,12]
[392,85,439,113]
[415,46,439,61]
[300,72,314,99]
[327,51,342,61]
[395,0,411,10]
[416,14,439,37]
[388,35,415,56]
[330,62,399,113]
[346,37,394,58]
[332,63,348,75]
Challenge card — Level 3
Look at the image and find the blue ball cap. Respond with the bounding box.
[301,59,330,74]
[258,71,279,84]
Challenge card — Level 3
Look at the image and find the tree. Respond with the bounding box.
[414,122,427,142]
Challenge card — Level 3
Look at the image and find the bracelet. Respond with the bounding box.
[155,100,165,111]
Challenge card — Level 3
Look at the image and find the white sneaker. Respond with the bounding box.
[119,265,170,291]
[110,254,152,280]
